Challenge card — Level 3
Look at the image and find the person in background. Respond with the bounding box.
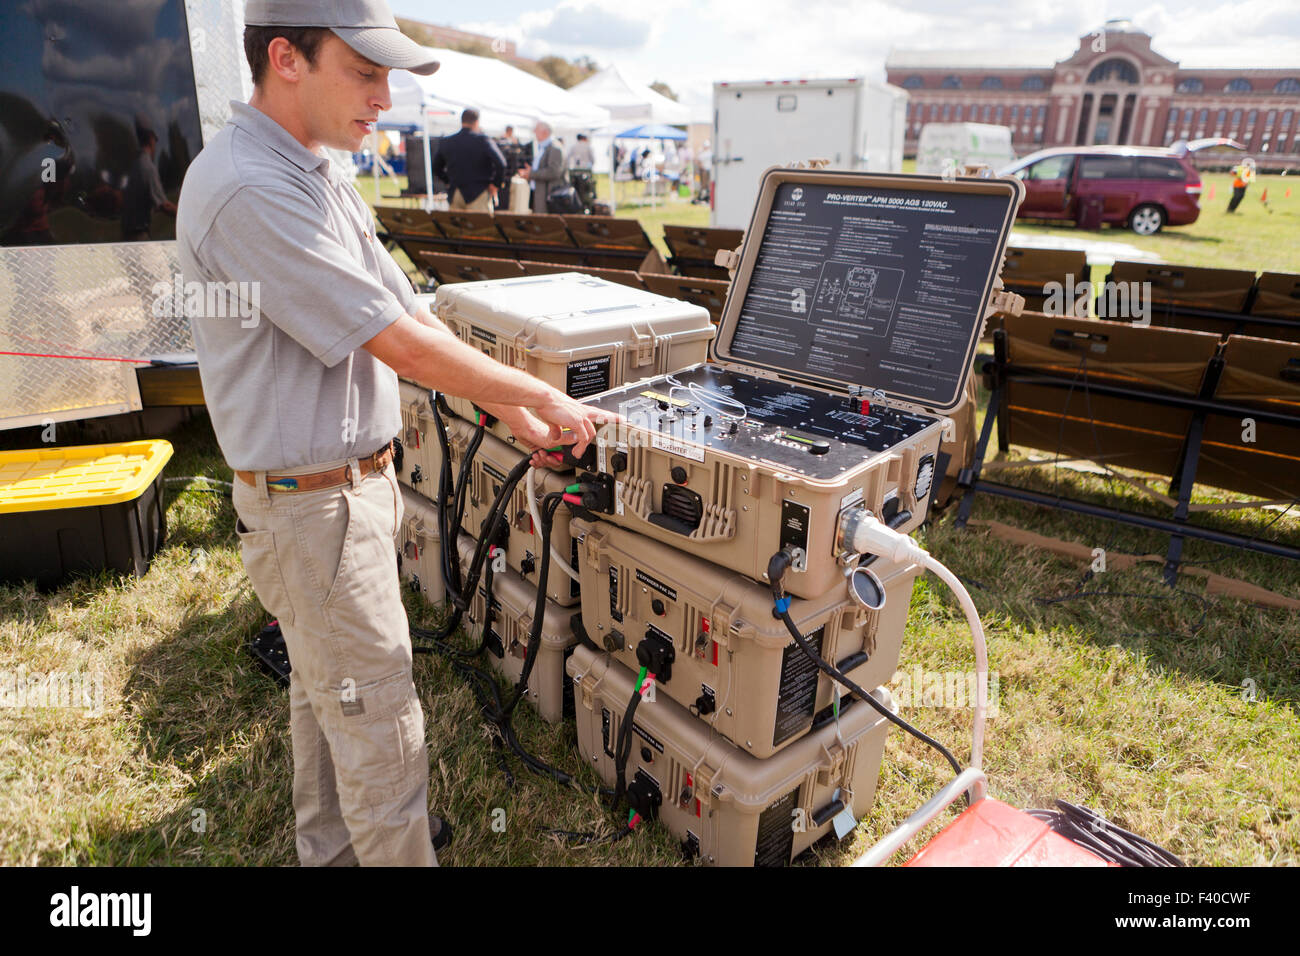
[1226,157,1255,213]
[517,120,564,213]
[696,139,713,204]
[432,107,505,213]
[502,124,518,146]
[566,133,594,170]
[122,127,177,239]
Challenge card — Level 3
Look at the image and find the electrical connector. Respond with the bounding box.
[838,508,926,565]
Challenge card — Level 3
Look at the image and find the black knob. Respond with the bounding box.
[610,451,628,473]
[807,439,831,455]
[651,598,666,616]
[671,466,688,484]
[641,746,653,763]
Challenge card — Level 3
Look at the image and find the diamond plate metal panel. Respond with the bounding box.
[0,242,196,429]
[187,0,252,146]
[0,1,247,430]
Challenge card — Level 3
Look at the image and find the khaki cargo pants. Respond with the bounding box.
[233,460,436,866]
[449,188,494,214]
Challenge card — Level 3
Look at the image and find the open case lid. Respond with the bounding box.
[712,167,1025,414]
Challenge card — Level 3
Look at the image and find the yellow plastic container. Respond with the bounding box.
[0,441,174,587]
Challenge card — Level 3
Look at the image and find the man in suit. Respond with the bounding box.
[518,120,564,214]
[432,108,505,213]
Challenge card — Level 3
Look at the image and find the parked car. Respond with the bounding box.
[998,146,1202,235]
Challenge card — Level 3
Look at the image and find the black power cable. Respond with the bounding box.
[409,454,618,806]
[766,549,965,780]
[1025,800,1184,867]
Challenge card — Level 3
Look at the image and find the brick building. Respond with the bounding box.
[886,18,1300,168]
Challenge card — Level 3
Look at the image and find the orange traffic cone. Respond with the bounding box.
[1207,184,1215,200]
[1286,187,1292,198]
[1260,188,1268,202]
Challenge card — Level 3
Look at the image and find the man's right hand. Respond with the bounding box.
[532,391,616,458]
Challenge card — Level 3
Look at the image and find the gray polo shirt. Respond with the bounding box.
[176,101,416,471]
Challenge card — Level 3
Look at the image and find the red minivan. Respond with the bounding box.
[999,146,1202,235]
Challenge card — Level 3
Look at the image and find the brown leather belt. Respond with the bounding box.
[236,443,395,493]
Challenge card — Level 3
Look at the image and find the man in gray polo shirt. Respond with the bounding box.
[176,0,607,867]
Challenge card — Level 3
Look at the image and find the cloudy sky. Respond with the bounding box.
[389,0,1300,117]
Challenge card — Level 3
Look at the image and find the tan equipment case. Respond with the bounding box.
[567,643,894,866]
[419,273,715,443]
[570,516,920,758]
[575,169,1024,597]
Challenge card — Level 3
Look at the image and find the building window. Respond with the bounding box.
[1088,59,1139,84]
[1021,76,1045,91]
[941,75,962,89]
[1216,109,1227,133]
[902,75,924,89]
[1035,125,1045,143]
[1266,110,1277,127]
[1037,105,1046,122]
[1224,78,1252,93]
[1176,77,1203,93]
[995,105,1004,124]
[942,104,951,121]
[980,76,1003,89]
[1009,105,1018,122]
[1275,78,1300,94]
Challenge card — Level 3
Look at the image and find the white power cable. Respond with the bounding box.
[837,510,992,866]
[527,466,580,583]
[840,511,988,770]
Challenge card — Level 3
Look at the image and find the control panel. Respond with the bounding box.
[581,363,936,481]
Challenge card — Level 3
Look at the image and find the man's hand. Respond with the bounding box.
[476,402,553,451]
[532,392,614,459]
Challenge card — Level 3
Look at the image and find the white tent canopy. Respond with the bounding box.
[383,48,610,137]
[568,66,692,127]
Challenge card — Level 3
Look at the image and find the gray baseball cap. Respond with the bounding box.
[244,0,440,75]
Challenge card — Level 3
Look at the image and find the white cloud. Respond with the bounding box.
[455,0,1298,110]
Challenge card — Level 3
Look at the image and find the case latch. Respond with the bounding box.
[709,601,737,649]
[581,526,607,573]
[817,738,848,787]
[633,327,657,367]
[990,289,1025,318]
[713,247,741,273]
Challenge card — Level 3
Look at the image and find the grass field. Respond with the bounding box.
[1,166,1297,868]
[2,412,1295,866]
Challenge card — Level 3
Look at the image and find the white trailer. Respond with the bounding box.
[710,77,907,229]
[915,123,1015,176]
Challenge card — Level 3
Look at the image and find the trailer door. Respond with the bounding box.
[712,84,856,228]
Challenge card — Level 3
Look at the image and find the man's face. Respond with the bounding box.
[533,123,547,142]
[298,35,392,152]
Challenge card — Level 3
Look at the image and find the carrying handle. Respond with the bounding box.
[851,767,988,867]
